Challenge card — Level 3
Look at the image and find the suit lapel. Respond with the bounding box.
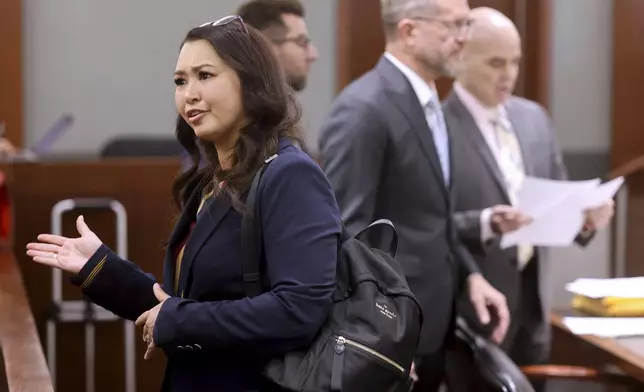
[505,100,535,176]
[163,188,200,295]
[377,57,447,196]
[446,92,511,203]
[176,194,232,295]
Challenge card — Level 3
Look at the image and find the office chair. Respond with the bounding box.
[455,317,640,391]
[100,137,184,158]
[455,317,536,392]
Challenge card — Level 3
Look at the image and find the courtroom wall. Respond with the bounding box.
[548,0,613,318]
[22,0,336,154]
[23,0,615,310]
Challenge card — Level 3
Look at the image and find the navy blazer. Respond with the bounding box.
[71,139,342,391]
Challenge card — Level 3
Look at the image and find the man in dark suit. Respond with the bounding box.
[443,8,615,391]
[237,0,318,92]
[318,1,511,390]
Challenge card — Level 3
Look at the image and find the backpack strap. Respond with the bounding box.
[352,219,398,258]
[241,154,278,298]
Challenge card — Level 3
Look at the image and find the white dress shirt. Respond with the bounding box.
[384,52,436,109]
[452,82,518,242]
[384,53,451,184]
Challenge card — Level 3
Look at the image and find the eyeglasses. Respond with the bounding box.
[410,16,473,36]
[199,15,249,35]
[272,35,312,49]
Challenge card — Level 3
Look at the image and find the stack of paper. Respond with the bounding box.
[565,277,644,299]
[565,277,644,317]
[563,277,644,336]
[562,317,644,338]
[500,176,624,248]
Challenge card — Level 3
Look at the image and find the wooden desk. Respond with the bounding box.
[4,158,182,392]
[0,248,53,392]
[551,311,644,385]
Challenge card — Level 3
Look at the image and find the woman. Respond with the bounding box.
[26,16,341,391]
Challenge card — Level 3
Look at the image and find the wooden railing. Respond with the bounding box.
[605,154,644,278]
[607,154,644,180]
[0,247,53,392]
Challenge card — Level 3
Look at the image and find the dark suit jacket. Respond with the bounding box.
[71,139,342,392]
[444,91,592,344]
[318,56,479,355]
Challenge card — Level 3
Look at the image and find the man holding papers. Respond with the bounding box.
[442,7,614,392]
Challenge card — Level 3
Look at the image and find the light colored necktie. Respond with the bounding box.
[491,114,533,269]
[426,95,450,185]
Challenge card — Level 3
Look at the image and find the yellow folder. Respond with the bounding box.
[572,294,644,317]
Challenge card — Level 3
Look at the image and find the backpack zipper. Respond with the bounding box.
[334,336,405,373]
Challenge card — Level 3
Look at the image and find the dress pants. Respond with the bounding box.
[444,258,550,392]
[412,347,447,392]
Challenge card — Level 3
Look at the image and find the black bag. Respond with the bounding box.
[241,154,423,392]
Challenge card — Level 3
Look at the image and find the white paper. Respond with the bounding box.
[578,177,625,210]
[562,317,644,338]
[514,177,600,218]
[565,277,644,299]
[500,176,624,248]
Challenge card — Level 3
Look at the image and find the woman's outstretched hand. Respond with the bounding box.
[26,215,103,274]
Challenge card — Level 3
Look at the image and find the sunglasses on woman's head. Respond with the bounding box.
[199,15,249,35]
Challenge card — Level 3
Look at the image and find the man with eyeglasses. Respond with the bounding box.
[237,0,319,92]
[319,0,510,391]
[443,8,614,392]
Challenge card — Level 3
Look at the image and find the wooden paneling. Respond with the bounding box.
[611,0,644,169]
[335,0,385,93]
[610,1,644,279]
[336,0,552,106]
[0,0,23,147]
[523,0,552,108]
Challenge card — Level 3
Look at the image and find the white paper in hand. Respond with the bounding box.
[500,176,623,248]
[577,176,624,210]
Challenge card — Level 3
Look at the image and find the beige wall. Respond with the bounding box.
[548,0,613,390]
[23,0,337,154]
[548,0,614,308]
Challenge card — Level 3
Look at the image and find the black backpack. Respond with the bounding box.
[241,154,423,392]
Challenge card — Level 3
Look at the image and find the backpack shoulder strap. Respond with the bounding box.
[352,219,398,258]
[241,154,278,298]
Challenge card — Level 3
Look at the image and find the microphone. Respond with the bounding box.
[31,114,75,156]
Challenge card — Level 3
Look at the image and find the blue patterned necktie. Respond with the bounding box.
[425,95,450,186]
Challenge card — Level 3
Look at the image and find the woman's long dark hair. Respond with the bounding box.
[171,19,304,212]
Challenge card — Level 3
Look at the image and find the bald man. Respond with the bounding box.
[443,7,614,391]
[319,1,513,390]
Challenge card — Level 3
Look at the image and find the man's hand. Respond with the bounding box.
[410,361,418,382]
[490,205,532,235]
[583,200,614,232]
[467,273,510,344]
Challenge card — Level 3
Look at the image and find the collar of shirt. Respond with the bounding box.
[384,52,437,109]
[452,81,508,125]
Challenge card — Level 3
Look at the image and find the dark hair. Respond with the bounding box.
[237,0,304,33]
[171,19,303,212]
